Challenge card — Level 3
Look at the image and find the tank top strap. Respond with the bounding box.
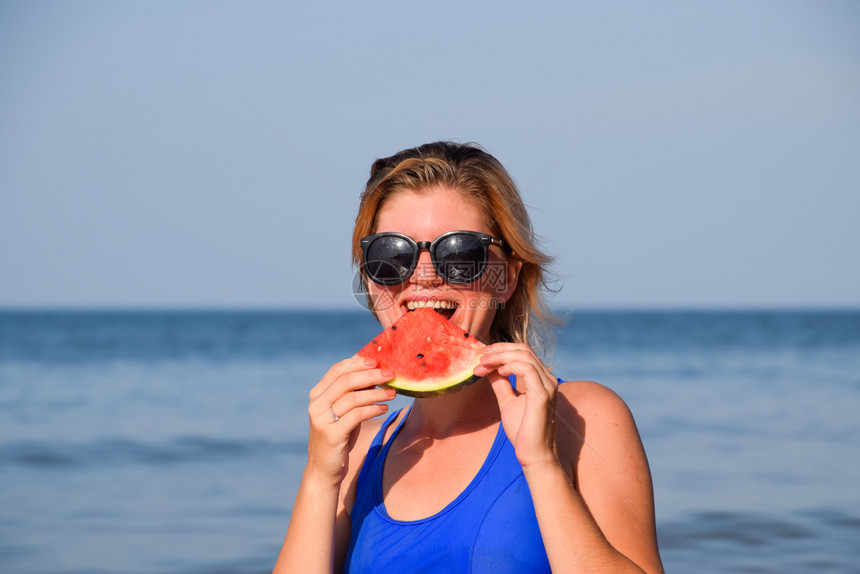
[355,406,410,488]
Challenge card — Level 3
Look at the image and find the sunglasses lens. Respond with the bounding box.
[365,235,415,284]
[435,233,486,283]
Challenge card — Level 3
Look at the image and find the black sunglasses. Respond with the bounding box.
[360,230,510,286]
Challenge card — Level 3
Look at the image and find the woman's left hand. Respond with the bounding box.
[473,343,559,469]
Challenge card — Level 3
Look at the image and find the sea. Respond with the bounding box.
[1,309,859,574]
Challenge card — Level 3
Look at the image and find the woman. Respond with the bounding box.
[273,142,664,573]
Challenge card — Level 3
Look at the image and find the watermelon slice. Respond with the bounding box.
[358,307,486,397]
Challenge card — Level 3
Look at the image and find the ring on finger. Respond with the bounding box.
[329,405,340,422]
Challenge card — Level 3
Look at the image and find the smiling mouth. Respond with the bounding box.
[405,299,458,320]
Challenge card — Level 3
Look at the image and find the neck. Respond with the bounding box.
[405,377,500,438]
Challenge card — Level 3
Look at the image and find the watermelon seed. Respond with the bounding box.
[416,353,424,359]
[377,345,382,352]
[391,325,397,330]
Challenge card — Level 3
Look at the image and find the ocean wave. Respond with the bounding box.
[0,436,306,469]
[659,508,860,572]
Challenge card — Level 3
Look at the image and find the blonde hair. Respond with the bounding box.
[352,141,557,352]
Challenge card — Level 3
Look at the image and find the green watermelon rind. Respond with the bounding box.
[384,372,481,398]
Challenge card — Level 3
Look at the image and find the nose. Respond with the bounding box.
[410,248,443,285]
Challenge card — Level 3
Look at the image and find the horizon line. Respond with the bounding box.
[2,304,859,313]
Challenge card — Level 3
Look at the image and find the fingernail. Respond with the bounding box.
[482,346,493,353]
[364,357,377,366]
[380,368,394,379]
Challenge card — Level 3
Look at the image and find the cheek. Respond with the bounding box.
[476,258,516,301]
[365,283,400,323]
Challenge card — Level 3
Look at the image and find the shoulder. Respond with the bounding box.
[558,380,637,429]
[554,380,647,482]
[556,380,637,434]
[558,378,629,407]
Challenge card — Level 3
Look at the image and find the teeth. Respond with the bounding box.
[406,299,456,311]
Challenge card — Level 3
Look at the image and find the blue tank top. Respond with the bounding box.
[343,407,552,573]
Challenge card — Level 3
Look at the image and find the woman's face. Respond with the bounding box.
[366,186,519,343]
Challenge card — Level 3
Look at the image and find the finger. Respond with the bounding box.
[332,402,392,427]
[311,362,394,405]
[330,386,397,420]
[475,358,550,397]
[481,342,540,358]
[479,345,541,373]
[480,344,542,369]
[310,355,376,400]
[479,346,555,392]
[488,370,518,405]
[311,371,394,421]
[490,360,553,400]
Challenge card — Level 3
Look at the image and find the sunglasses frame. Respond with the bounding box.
[360,230,509,286]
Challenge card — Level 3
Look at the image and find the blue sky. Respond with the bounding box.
[1,1,858,309]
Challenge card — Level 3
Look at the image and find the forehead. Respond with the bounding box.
[374,186,490,238]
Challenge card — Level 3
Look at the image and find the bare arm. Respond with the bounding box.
[477,345,664,574]
[272,357,395,574]
[273,465,342,572]
[527,381,664,573]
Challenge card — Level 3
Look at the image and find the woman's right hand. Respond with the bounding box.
[273,358,395,574]
[306,356,396,486]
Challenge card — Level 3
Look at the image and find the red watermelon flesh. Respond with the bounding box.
[358,307,486,397]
